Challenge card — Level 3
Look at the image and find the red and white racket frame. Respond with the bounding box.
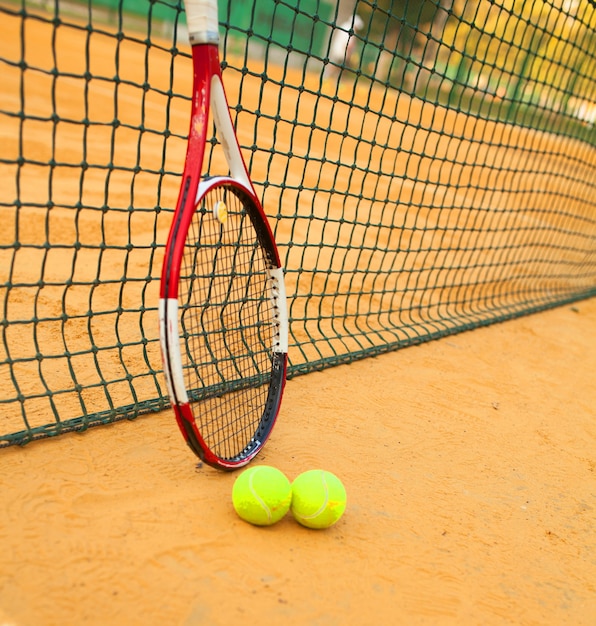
[159,0,288,469]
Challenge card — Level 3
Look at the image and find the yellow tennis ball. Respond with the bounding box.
[291,469,347,529]
[232,465,292,526]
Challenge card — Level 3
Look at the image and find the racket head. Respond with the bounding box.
[160,177,288,470]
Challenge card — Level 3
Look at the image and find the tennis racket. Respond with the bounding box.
[159,0,288,470]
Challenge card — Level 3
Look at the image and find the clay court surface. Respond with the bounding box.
[1,7,596,626]
[0,298,594,625]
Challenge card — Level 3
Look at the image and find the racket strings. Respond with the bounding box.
[179,184,277,459]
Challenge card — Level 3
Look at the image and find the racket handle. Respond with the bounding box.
[184,0,219,45]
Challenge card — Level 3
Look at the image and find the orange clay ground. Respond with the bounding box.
[1,296,595,626]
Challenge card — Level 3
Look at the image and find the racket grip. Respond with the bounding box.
[184,0,219,45]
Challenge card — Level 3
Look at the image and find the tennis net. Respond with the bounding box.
[1,0,595,445]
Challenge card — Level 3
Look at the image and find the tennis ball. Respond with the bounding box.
[291,469,347,529]
[232,465,292,526]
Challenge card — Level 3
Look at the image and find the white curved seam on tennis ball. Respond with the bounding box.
[249,468,272,524]
[299,471,329,520]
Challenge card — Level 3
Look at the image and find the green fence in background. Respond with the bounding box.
[88,0,335,58]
